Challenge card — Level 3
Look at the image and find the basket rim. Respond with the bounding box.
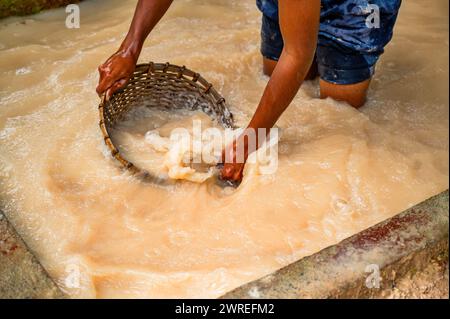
[98,61,234,183]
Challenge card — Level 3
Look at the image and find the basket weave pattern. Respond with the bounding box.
[98,62,234,180]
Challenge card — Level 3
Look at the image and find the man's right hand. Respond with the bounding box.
[96,49,137,100]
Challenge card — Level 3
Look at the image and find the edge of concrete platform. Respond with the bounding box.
[0,212,66,299]
[222,190,449,299]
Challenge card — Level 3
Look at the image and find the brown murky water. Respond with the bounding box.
[0,0,448,298]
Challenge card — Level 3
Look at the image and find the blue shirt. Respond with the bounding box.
[256,0,402,53]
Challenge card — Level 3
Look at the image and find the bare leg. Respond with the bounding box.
[305,60,318,80]
[263,57,277,76]
[320,78,371,108]
[263,56,369,108]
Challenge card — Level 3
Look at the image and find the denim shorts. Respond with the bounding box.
[257,0,402,84]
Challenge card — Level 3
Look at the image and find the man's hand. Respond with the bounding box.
[96,49,137,100]
[96,0,174,99]
[220,130,258,182]
[220,139,246,182]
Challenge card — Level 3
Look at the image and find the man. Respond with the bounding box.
[96,0,401,182]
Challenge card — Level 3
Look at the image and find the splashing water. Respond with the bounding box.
[0,0,448,298]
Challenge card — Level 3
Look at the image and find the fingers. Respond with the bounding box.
[220,163,244,182]
[96,63,116,96]
[220,139,245,182]
[96,50,137,99]
[221,165,233,179]
[221,146,228,164]
[96,61,129,99]
[221,139,238,164]
[105,78,128,100]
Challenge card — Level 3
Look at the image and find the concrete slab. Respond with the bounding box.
[222,190,449,298]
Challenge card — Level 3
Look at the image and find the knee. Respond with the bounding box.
[349,98,366,109]
[262,57,277,76]
[319,79,371,109]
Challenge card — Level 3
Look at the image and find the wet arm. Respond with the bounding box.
[97,0,173,97]
[120,0,174,59]
[248,0,320,132]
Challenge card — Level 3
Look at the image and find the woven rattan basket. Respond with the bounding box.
[99,62,234,182]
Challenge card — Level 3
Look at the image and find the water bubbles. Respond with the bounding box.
[15,67,31,75]
[332,196,352,216]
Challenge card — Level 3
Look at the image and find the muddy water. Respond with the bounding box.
[0,0,448,298]
[111,108,230,183]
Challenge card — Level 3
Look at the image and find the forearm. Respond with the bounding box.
[120,0,173,59]
[248,51,313,131]
[248,0,320,133]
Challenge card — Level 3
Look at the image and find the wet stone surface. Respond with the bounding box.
[0,211,65,299]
